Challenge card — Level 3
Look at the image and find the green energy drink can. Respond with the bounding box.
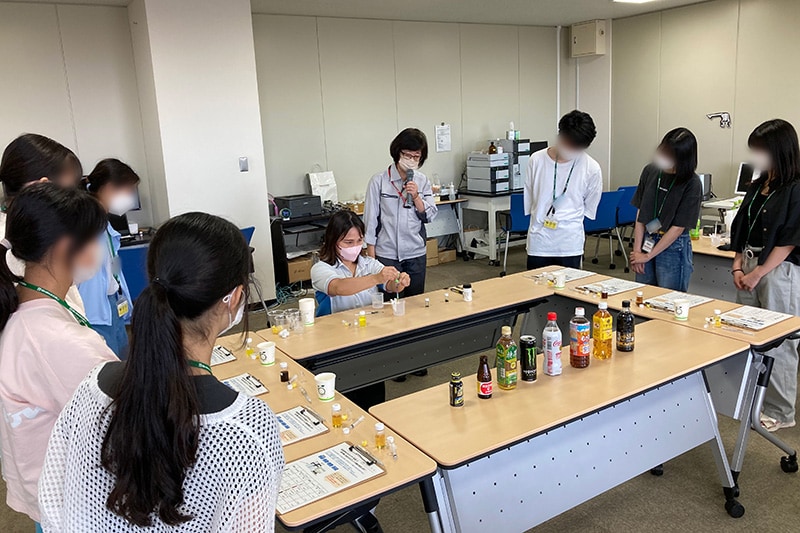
[520,335,537,382]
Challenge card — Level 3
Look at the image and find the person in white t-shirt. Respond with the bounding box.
[524,110,603,269]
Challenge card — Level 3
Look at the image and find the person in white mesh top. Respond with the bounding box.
[38,212,284,532]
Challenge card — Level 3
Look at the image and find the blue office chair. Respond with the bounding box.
[498,193,531,277]
[315,291,332,317]
[119,244,149,304]
[615,186,638,258]
[584,190,629,272]
[240,226,256,245]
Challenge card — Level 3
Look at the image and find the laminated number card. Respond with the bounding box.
[222,373,269,396]
[644,291,712,311]
[276,406,329,446]
[720,306,792,331]
[211,345,236,366]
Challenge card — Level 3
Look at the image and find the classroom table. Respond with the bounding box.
[689,236,737,301]
[214,333,438,532]
[370,320,750,531]
[261,273,554,391]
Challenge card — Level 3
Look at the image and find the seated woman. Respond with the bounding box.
[39,212,284,532]
[311,210,409,410]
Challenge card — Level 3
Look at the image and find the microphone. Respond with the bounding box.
[403,168,414,208]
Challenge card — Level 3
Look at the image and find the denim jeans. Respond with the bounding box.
[635,233,693,292]
[92,294,130,360]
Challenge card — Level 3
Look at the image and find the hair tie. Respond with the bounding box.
[152,277,169,290]
[0,238,11,251]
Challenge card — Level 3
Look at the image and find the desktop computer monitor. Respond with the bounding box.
[735,162,757,195]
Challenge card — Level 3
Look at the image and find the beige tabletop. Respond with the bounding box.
[691,235,736,259]
[435,198,469,206]
[214,333,436,529]
[262,273,555,360]
[370,320,749,467]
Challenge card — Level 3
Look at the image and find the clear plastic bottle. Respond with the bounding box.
[495,326,518,390]
[593,302,613,360]
[569,308,591,368]
[616,300,635,352]
[543,312,563,376]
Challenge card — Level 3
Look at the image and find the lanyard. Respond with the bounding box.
[17,280,92,328]
[548,158,577,215]
[106,230,123,293]
[188,359,213,375]
[746,187,776,244]
[653,172,676,220]
[387,166,406,200]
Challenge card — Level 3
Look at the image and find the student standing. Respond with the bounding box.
[0,184,116,530]
[630,128,702,291]
[729,119,800,432]
[364,128,437,297]
[524,110,603,269]
[0,134,85,312]
[78,159,139,358]
[39,212,284,532]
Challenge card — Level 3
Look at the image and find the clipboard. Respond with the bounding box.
[211,345,236,366]
[276,406,329,446]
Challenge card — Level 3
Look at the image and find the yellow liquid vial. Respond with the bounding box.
[332,413,342,428]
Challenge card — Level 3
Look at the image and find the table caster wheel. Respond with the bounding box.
[725,499,745,518]
[591,258,599,264]
[609,264,617,270]
[650,465,664,476]
[615,250,622,256]
[489,260,499,267]
[780,454,798,473]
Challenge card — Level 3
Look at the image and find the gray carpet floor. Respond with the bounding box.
[3,236,798,532]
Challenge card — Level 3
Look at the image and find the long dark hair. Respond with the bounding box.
[101,212,251,526]
[0,183,106,330]
[319,210,365,265]
[0,134,82,201]
[658,127,698,184]
[748,119,800,189]
[83,158,140,195]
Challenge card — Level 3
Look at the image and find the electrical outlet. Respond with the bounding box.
[239,157,249,172]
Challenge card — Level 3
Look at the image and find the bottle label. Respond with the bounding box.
[544,334,562,376]
[450,381,464,406]
[593,316,613,341]
[569,322,591,357]
[478,381,493,396]
[617,332,635,348]
[497,344,518,386]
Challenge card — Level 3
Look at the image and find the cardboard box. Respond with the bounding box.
[426,238,439,267]
[438,248,456,264]
[287,256,313,283]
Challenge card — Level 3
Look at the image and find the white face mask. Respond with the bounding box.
[653,153,675,171]
[219,287,245,336]
[108,193,138,217]
[750,151,772,173]
[399,156,419,172]
[73,243,103,284]
[557,145,582,162]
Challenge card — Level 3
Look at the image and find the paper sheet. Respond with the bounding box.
[435,123,451,153]
[577,278,644,296]
[550,267,596,283]
[644,291,712,311]
[720,305,792,331]
[277,442,385,515]
[211,345,236,366]
[222,373,269,396]
[276,406,329,446]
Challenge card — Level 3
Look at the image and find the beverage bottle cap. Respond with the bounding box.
[636,291,643,296]
[622,300,631,308]
[375,422,385,431]
[463,283,472,289]
[714,309,721,315]
[359,310,366,316]
[279,362,288,370]
[332,403,341,413]
[342,427,351,435]
[386,436,395,444]
[246,338,252,344]
[451,371,462,380]
[574,307,585,316]
[501,325,512,336]
[547,312,557,321]
[599,302,608,310]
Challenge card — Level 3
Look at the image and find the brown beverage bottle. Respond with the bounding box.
[477,355,493,399]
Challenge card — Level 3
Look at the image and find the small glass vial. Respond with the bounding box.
[245,338,255,359]
[713,309,722,328]
[358,310,367,327]
[374,422,386,449]
[444,292,450,303]
[462,283,473,302]
[279,362,289,382]
[424,298,430,308]
[635,291,644,307]
[331,403,343,428]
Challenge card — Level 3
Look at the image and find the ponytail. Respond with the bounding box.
[0,240,19,331]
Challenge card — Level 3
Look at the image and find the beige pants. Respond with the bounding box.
[738,257,800,423]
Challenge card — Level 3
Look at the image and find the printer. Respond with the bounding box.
[274,194,323,219]
[466,152,510,194]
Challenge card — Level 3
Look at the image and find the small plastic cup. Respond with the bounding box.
[257,341,276,366]
[315,372,336,402]
[285,308,303,332]
[673,299,690,321]
[299,298,315,326]
[267,310,286,334]
[371,292,384,309]
[392,299,406,316]
[128,222,139,235]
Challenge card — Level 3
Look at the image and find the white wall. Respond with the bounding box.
[0,2,151,224]
[253,15,559,201]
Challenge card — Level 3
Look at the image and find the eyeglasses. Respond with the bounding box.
[400,151,422,162]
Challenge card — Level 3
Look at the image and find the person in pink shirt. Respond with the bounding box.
[0,183,117,530]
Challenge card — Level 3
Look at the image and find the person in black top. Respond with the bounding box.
[730,119,800,432]
[630,128,702,291]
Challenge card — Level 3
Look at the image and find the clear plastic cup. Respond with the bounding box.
[285,308,303,332]
[392,299,406,316]
[267,310,287,334]
[371,293,384,309]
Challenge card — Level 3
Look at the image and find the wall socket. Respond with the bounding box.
[238,157,249,172]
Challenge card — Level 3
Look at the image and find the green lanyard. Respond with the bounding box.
[653,172,676,220]
[745,187,776,245]
[17,280,92,328]
[549,158,577,215]
[188,359,213,375]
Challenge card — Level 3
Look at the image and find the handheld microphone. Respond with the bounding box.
[403,168,414,209]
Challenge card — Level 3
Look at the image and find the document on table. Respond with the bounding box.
[644,291,712,311]
[577,278,644,296]
[211,345,236,366]
[276,406,329,446]
[277,442,386,515]
[524,267,594,283]
[720,306,792,331]
[222,373,268,396]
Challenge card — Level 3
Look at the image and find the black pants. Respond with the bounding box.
[526,254,582,270]
[376,254,427,297]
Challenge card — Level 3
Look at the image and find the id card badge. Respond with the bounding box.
[642,236,655,253]
[543,216,558,230]
[116,295,129,318]
[645,218,662,235]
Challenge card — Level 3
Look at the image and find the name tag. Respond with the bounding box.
[543,217,558,230]
[116,296,129,318]
[642,237,655,253]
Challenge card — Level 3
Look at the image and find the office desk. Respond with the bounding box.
[690,236,737,301]
[262,273,554,391]
[371,320,750,531]
[214,333,438,532]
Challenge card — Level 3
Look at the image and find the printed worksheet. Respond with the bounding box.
[524,267,595,283]
[277,442,386,515]
[211,345,236,366]
[578,278,644,296]
[721,306,792,331]
[644,291,712,311]
[276,406,329,446]
[222,373,268,396]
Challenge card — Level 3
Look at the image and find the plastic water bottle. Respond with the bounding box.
[569,307,591,368]
[543,312,562,376]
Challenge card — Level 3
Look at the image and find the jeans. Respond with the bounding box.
[635,233,693,292]
[737,259,800,423]
[92,294,129,360]
[376,254,427,297]
[526,255,582,270]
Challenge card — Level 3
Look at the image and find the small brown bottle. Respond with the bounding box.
[477,355,493,399]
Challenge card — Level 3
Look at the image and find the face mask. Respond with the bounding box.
[108,193,138,216]
[750,151,772,173]
[557,145,581,162]
[338,244,362,262]
[399,157,419,171]
[219,287,245,336]
[653,153,675,171]
[73,243,103,284]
